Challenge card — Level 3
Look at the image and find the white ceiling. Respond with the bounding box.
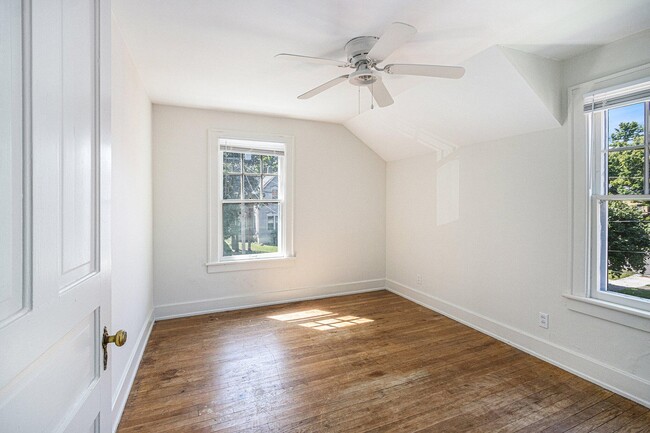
[113,0,650,159]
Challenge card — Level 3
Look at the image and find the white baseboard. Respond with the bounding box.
[154,279,386,320]
[111,309,155,433]
[386,279,650,408]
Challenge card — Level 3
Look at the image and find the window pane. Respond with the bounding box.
[243,153,261,174]
[262,175,278,199]
[243,175,261,199]
[258,203,279,248]
[262,155,278,174]
[223,175,241,199]
[608,103,644,148]
[223,152,242,173]
[607,148,644,195]
[222,203,242,257]
[605,200,650,301]
[222,202,279,257]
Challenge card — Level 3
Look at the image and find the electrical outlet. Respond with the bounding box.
[539,312,549,329]
[416,274,423,286]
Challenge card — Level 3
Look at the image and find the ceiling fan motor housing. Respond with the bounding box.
[345,36,378,65]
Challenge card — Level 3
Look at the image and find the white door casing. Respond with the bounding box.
[0,0,113,432]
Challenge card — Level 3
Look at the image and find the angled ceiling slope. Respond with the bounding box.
[345,46,562,162]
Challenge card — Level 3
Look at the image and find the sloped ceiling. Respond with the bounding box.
[112,0,650,160]
[345,46,563,161]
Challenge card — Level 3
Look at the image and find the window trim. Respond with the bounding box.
[569,63,650,328]
[206,129,294,272]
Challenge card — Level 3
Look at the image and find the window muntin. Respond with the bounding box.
[589,94,650,308]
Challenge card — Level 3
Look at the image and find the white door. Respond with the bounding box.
[0,0,114,432]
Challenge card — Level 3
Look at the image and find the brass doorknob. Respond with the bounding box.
[102,327,127,370]
[104,329,127,347]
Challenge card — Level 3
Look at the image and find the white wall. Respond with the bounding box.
[386,31,650,407]
[152,105,385,317]
[110,18,154,429]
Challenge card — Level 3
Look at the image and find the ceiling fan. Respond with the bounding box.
[276,22,465,108]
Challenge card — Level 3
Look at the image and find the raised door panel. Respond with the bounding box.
[0,310,100,433]
[0,0,29,325]
[60,0,97,290]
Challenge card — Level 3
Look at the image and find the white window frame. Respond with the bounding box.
[206,129,294,273]
[568,64,650,331]
[589,102,650,310]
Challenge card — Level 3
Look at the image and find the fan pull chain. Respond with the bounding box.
[358,85,360,115]
[371,82,374,110]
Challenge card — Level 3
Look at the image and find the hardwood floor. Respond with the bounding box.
[117,291,650,432]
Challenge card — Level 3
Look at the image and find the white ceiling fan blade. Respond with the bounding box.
[298,75,349,99]
[385,63,465,79]
[367,22,417,62]
[368,79,394,107]
[275,53,350,68]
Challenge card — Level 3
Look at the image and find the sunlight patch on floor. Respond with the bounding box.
[267,309,333,321]
[268,310,374,331]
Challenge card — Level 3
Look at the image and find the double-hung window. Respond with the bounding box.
[582,79,650,312]
[208,131,294,271]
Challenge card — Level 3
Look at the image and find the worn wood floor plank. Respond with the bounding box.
[117,291,649,433]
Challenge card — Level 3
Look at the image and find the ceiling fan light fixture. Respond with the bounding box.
[348,64,378,86]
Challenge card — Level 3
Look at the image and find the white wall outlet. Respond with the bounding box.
[416,274,423,286]
[539,312,549,329]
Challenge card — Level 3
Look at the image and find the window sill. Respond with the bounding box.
[564,294,650,332]
[206,256,295,273]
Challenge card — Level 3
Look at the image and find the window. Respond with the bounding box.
[208,131,294,271]
[583,79,650,312]
[267,214,278,231]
